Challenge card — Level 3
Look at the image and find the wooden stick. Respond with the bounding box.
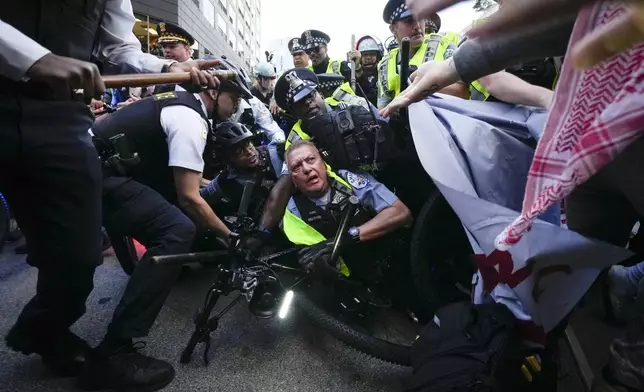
[102,70,237,88]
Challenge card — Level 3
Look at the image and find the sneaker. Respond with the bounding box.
[607,265,638,323]
[5,325,88,377]
[78,341,175,392]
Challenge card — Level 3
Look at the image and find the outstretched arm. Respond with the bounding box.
[358,200,411,241]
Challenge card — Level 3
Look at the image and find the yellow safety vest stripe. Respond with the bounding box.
[378,33,452,98]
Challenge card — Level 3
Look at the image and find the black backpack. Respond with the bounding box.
[406,302,544,392]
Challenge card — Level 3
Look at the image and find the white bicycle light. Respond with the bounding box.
[278,290,294,319]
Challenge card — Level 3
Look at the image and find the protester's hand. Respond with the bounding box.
[347,50,362,64]
[572,3,644,70]
[26,53,104,100]
[380,59,460,117]
[116,96,140,108]
[167,59,222,92]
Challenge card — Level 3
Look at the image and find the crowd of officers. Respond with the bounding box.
[0,0,562,391]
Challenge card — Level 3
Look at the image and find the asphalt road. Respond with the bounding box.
[0,238,616,392]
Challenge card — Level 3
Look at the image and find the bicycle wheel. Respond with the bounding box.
[409,189,475,321]
[0,193,8,253]
[296,294,411,366]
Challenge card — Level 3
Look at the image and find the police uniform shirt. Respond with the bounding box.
[0,0,173,80]
[160,94,210,173]
[201,144,283,204]
[286,170,399,220]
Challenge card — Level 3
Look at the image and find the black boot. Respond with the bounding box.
[5,324,89,377]
[78,338,175,392]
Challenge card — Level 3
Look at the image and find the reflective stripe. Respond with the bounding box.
[309,60,343,75]
[332,85,368,106]
[282,169,352,277]
[469,80,490,101]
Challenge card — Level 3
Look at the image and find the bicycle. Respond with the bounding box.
[151,182,417,366]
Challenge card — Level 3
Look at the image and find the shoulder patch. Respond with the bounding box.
[153,91,178,100]
[200,123,208,140]
[346,172,368,189]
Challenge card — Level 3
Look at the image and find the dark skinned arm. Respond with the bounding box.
[259,174,295,230]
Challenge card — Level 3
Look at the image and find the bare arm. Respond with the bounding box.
[439,82,470,100]
[478,71,554,108]
[260,175,295,230]
[358,200,412,242]
[173,167,231,241]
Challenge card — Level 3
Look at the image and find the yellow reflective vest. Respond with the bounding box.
[377,33,454,99]
[282,169,353,276]
[308,59,343,75]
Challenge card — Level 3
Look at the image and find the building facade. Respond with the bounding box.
[131,0,262,72]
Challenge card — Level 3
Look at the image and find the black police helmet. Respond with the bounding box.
[213,121,254,150]
[203,55,253,100]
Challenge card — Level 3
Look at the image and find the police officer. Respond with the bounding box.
[348,35,385,106]
[282,140,411,276]
[201,121,283,223]
[251,62,277,107]
[288,37,310,68]
[301,29,353,81]
[1,2,219,390]
[378,0,465,108]
[259,68,400,234]
[154,22,195,94]
[83,59,251,391]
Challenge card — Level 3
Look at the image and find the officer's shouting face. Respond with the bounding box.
[161,42,192,62]
[306,45,328,66]
[292,51,310,68]
[225,140,260,170]
[291,90,326,120]
[391,17,426,48]
[287,142,329,197]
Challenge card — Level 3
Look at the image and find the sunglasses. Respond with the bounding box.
[305,46,323,55]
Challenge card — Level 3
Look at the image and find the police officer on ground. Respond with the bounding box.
[378,0,469,108]
[283,140,411,277]
[85,59,251,391]
[347,35,385,107]
[201,121,283,230]
[154,22,195,94]
[1,2,219,390]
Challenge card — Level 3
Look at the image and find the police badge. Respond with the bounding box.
[346,172,368,189]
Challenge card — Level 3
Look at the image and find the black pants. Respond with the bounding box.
[0,94,102,333]
[102,176,195,339]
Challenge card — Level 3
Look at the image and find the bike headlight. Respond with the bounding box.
[278,290,294,319]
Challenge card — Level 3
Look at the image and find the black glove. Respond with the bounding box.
[297,240,339,277]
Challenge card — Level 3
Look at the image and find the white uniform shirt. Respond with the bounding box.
[159,94,209,173]
[0,0,173,81]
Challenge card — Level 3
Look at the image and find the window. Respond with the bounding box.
[228,29,236,50]
[229,8,236,28]
[216,12,227,36]
[218,0,227,12]
[201,0,215,26]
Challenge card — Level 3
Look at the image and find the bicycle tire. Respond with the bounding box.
[409,190,474,321]
[0,193,8,253]
[296,294,411,366]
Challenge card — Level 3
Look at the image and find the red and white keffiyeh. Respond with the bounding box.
[496,1,644,249]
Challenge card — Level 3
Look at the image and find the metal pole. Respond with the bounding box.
[349,34,357,92]
[146,15,150,54]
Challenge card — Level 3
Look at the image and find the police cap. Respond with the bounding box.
[157,22,195,46]
[274,68,319,111]
[300,30,331,50]
[288,37,305,55]
[383,0,441,31]
[316,73,345,98]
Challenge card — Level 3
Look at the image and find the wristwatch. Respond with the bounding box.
[348,227,360,244]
